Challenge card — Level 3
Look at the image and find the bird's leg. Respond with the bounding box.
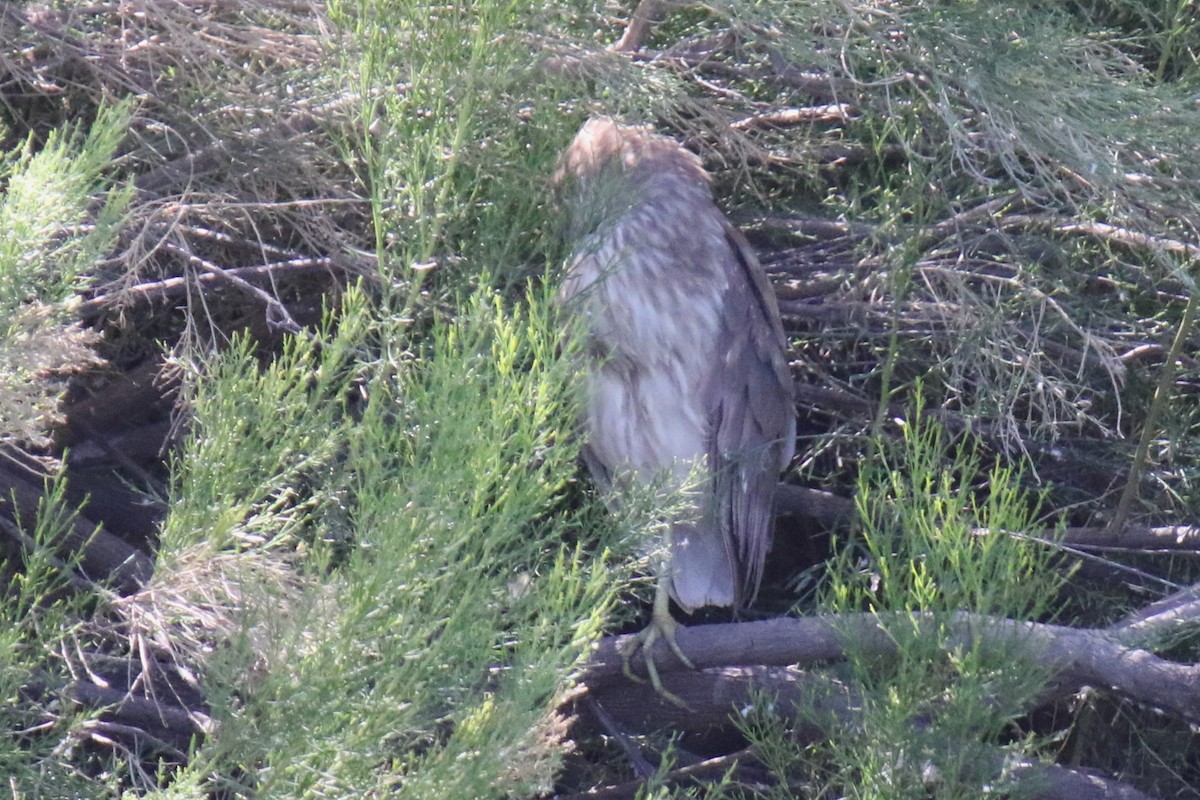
[620,573,695,708]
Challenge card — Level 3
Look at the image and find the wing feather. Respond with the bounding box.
[704,223,796,607]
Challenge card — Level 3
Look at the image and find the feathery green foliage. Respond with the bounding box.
[329,1,585,298]
[0,99,134,797]
[0,100,132,446]
[1069,0,1200,81]
[835,406,1063,619]
[815,400,1064,798]
[0,469,111,797]
[151,285,638,797]
[0,101,132,316]
[737,403,1066,799]
[139,3,653,794]
[160,302,363,558]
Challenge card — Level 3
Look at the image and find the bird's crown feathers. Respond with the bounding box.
[554,116,710,189]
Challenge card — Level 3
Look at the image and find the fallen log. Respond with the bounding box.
[571,593,1200,800]
[0,460,154,594]
[580,606,1200,724]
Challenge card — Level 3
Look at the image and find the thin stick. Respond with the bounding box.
[162,242,304,335]
[77,257,339,319]
[1109,278,1199,533]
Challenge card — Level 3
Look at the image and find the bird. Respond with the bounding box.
[555,117,796,689]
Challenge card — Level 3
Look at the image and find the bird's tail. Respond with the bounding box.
[667,522,736,613]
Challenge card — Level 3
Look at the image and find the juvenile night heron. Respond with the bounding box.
[556,117,796,686]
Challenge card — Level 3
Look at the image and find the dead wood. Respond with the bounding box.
[77,257,347,321]
[730,104,859,130]
[1011,764,1159,800]
[774,483,854,527]
[1060,525,1200,553]
[554,751,772,800]
[35,648,213,757]
[1001,216,1200,260]
[132,113,323,200]
[580,606,1200,725]
[609,0,670,54]
[577,666,845,739]
[59,465,165,549]
[775,479,1200,560]
[0,516,103,594]
[68,682,211,740]
[1110,580,1200,646]
[65,419,174,471]
[570,597,1200,798]
[62,358,175,434]
[574,666,1158,800]
[159,241,303,335]
[628,49,849,102]
[757,217,875,242]
[557,753,1155,800]
[0,459,154,594]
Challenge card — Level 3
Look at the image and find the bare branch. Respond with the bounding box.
[610,0,670,54]
[582,611,1200,724]
[160,241,303,335]
[77,256,345,320]
[730,105,859,131]
[577,664,1159,800]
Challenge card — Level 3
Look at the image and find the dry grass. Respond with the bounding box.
[4,0,368,368]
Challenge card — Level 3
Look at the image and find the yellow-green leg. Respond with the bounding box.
[620,573,695,707]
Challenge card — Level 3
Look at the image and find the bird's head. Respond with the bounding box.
[554,116,709,188]
[553,116,711,239]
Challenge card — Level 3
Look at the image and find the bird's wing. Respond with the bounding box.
[704,221,797,607]
[722,222,794,409]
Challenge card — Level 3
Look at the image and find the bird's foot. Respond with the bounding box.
[620,581,695,709]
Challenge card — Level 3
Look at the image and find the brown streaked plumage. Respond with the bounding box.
[556,117,796,616]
